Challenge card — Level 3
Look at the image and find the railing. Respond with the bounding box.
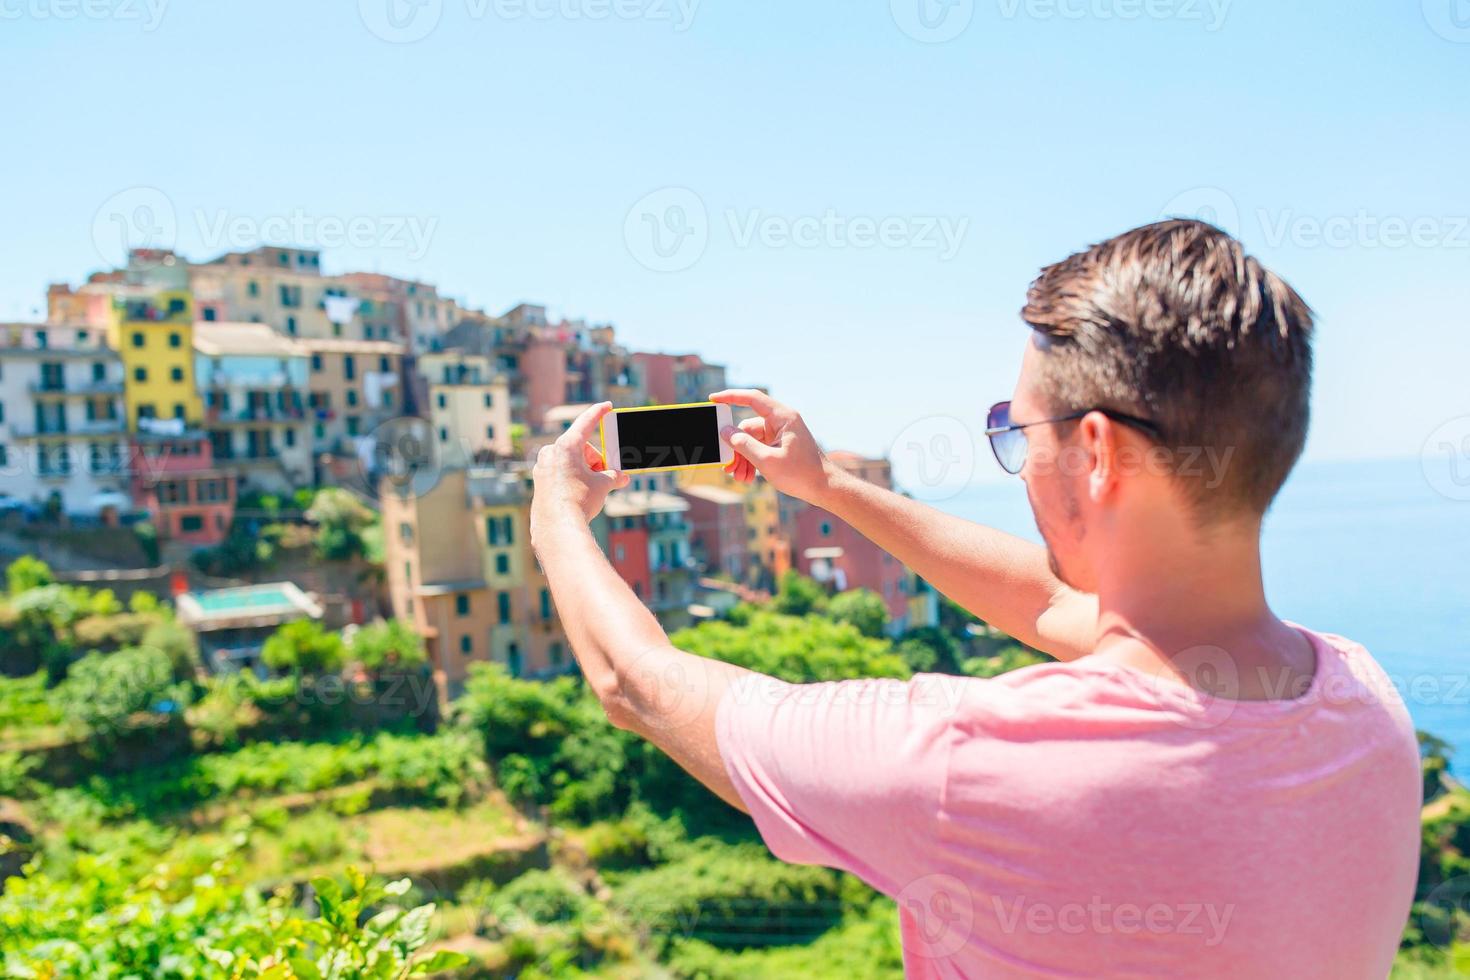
[28,380,124,396]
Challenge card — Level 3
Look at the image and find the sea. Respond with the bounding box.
[931,457,1470,775]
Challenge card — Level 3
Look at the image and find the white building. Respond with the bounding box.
[0,328,132,515]
[417,351,513,465]
[193,322,313,493]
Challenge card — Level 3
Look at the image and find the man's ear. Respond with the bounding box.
[1078,412,1119,504]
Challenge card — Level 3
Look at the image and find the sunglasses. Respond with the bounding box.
[984,400,1164,475]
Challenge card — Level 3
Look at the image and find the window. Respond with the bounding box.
[173,403,186,419]
[346,416,359,436]
[487,518,500,545]
[820,521,832,536]
[284,428,296,447]
[286,316,297,335]
[614,545,624,561]
[456,593,470,616]
[168,332,181,348]
[379,356,390,372]
[399,522,414,543]
[247,280,260,297]
[180,514,204,533]
[501,515,514,543]
[346,389,358,407]
[343,355,355,380]
[507,643,522,678]
[540,589,552,621]
[134,366,148,382]
[92,362,106,382]
[495,553,509,575]
[486,425,495,440]
[549,642,565,667]
[404,561,412,584]
[170,366,184,382]
[437,393,447,409]
[460,635,472,654]
[158,480,186,504]
[497,591,511,624]
[483,393,494,408]
[202,307,216,321]
[438,427,448,442]
[314,423,326,440]
[132,332,145,348]
[311,354,323,372]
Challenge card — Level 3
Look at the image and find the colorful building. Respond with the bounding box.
[679,482,748,580]
[193,322,312,493]
[416,351,513,464]
[129,430,236,546]
[298,338,405,456]
[0,326,131,516]
[603,489,695,629]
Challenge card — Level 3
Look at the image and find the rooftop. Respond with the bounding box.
[295,337,406,355]
[193,321,306,358]
[604,489,690,518]
[678,483,747,505]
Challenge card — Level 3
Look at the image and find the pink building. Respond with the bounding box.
[791,503,908,620]
[129,431,236,546]
[632,352,678,404]
[680,483,747,580]
[523,337,567,430]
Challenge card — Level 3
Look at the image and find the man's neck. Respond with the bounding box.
[1090,513,1316,701]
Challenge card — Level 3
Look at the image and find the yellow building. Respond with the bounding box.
[105,286,204,429]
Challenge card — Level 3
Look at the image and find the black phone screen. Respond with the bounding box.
[613,405,721,471]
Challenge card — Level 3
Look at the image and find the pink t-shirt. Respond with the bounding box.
[716,626,1422,978]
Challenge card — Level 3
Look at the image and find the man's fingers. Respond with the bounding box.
[710,388,782,419]
[562,401,614,445]
[722,425,776,463]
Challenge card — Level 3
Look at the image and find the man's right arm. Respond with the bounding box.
[710,389,1097,662]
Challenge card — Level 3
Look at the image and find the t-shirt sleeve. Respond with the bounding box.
[715,672,958,896]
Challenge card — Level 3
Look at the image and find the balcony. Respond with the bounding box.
[118,301,190,325]
[206,406,306,424]
[28,380,125,397]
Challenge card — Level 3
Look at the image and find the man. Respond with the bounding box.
[529,220,1421,977]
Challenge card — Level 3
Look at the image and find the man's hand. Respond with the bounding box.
[531,401,630,529]
[709,389,832,503]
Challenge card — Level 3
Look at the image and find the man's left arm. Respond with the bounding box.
[529,402,755,813]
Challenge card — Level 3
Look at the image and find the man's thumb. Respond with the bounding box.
[724,427,773,461]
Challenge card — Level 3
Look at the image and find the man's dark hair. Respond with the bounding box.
[1022,219,1314,520]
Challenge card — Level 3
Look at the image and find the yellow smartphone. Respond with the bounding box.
[599,401,736,473]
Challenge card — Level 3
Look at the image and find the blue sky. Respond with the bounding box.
[2,1,1466,483]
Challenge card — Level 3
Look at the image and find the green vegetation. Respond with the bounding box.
[1,557,1466,977]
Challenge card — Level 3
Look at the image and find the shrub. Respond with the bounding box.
[351,619,427,673]
[771,569,827,616]
[49,646,184,742]
[262,619,345,675]
[824,588,890,638]
[6,556,55,594]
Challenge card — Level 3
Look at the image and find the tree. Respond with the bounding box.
[261,619,345,675]
[50,645,182,741]
[772,570,827,617]
[671,609,908,683]
[824,588,889,638]
[896,625,965,675]
[307,488,377,561]
[350,619,427,674]
[6,556,54,595]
